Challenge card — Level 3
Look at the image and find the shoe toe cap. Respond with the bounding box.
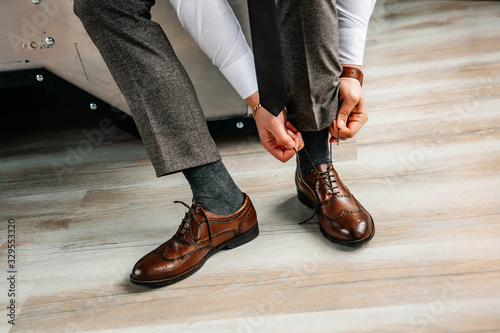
[341,212,374,242]
[321,211,374,244]
[131,252,171,282]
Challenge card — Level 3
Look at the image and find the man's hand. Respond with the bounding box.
[329,76,368,143]
[254,108,304,162]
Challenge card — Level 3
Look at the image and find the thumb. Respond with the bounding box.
[271,125,295,150]
[337,100,355,130]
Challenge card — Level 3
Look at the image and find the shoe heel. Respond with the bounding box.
[297,190,315,209]
[225,224,259,249]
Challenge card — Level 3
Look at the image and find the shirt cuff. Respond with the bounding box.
[219,48,258,100]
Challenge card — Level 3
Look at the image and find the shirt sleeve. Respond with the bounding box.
[170,0,258,100]
[336,0,377,66]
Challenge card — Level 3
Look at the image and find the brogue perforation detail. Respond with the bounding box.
[161,245,212,262]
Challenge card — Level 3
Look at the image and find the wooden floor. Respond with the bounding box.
[2,1,500,332]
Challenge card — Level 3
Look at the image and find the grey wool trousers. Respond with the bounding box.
[74,0,341,176]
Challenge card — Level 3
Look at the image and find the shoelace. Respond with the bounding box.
[174,201,215,248]
[295,141,340,225]
[315,169,341,196]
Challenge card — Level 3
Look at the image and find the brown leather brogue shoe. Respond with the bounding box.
[130,194,258,287]
[295,164,374,246]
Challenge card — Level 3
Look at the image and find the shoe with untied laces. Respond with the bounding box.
[130,194,259,287]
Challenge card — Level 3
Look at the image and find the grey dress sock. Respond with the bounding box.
[182,160,245,216]
[298,128,331,177]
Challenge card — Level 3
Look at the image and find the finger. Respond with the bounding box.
[270,125,296,150]
[270,148,287,162]
[335,125,355,141]
[285,121,299,133]
[339,108,368,140]
[287,129,305,151]
[328,122,339,138]
[290,131,301,151]
[260,137,285,162]
[286,129,297,139]
[280,147,297,162]
[296,131,305,151]
[344,121,364,138]
[267,145,295,162]
[337,99,357,130]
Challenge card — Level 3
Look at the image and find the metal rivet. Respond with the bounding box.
[90,103,97,111]
[45,37,54,46]
[30,41,38,49]
[32,0,41,4]
[36,74,44,82]
[236,122,244,129]
[22,44,28,48]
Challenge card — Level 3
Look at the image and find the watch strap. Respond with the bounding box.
[340,66,364,86]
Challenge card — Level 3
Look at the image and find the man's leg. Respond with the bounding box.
[74,0,257,287]
[276,0,374,246]
[74,0,219,176]
[276,0,342,132]
[276,0,341,176]
[73,0,245,214]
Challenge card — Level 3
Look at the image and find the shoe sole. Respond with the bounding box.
[297,190,375,247]
[130,224,260,288]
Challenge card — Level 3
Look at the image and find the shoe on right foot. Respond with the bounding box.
[296,164,375,246]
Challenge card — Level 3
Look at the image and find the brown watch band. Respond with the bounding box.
[340,66,363,86]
